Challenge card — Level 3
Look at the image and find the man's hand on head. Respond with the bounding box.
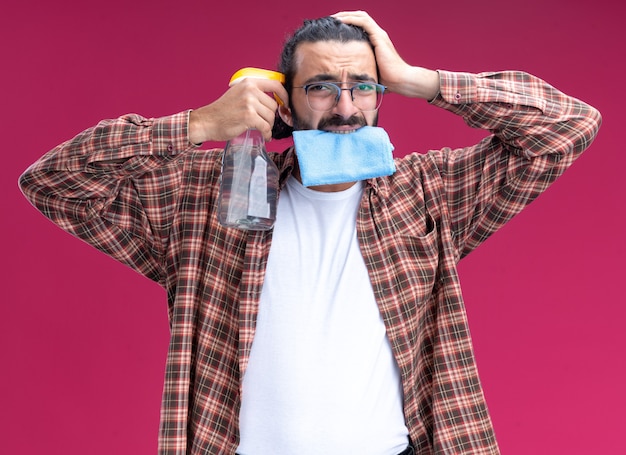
[332,11,440,101]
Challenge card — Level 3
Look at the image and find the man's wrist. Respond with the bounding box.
[188,109,205,145]
[388,66,440,101]
[411,67,440,101]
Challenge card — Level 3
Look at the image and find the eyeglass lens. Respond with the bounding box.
[305,83,384,112]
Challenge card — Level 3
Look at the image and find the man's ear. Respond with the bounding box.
[278,104,293,127]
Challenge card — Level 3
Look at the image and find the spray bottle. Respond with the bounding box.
[217,68,285,230]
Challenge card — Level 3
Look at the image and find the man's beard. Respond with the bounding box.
[291,109,378,132]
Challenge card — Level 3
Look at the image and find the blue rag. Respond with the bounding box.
[292,126,396,187]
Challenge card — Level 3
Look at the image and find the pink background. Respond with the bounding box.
[2,0,624,453]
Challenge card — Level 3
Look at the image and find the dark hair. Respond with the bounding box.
[272,16,373,139]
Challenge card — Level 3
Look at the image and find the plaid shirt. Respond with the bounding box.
[20,70,601,454]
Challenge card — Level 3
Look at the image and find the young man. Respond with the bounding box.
[20,11,601,455]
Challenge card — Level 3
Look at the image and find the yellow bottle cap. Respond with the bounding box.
[229,67,285,86]
[229,67,286,106]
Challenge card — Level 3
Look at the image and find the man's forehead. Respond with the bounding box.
[293,40,377,81]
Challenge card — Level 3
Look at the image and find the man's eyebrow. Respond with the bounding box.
[349,73,377,82]
[302,73,377,84]
[302,74,338,85]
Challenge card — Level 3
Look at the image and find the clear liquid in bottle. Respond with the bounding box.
[217,129,279,230]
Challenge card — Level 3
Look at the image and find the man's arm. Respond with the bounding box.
[19,78,288,282]
[19,112,199,283]
[336,11,602,258]
[427,69,601,258]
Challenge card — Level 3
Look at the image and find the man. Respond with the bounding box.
[19,11,601,455]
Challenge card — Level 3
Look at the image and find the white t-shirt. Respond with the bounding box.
[237,177,409,455]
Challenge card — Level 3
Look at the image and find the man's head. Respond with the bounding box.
[272,16,381,139]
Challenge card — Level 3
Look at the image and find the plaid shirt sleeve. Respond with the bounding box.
[428,70,601,259]
[19,111,199,284]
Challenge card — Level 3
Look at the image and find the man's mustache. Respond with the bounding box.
[318,115,366,129]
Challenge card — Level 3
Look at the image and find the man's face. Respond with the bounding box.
[280,40,379,132]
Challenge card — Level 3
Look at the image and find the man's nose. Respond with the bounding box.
[332,88,360,119]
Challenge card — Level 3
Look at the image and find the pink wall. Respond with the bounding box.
[2,0,623,453]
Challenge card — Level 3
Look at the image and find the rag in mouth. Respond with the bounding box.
[292,126,395,187]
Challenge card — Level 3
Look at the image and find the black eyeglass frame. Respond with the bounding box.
[293,81,387,112]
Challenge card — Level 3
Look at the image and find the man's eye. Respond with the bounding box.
[354,83,375,92]
[308,84,333,93]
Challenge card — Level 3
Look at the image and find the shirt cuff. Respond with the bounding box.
[429,70,477,107]
[151,110,198,156]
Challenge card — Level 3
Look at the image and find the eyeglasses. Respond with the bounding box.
[294,81,386,112]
